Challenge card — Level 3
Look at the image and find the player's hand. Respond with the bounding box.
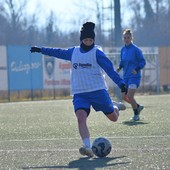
[120,84,128,94]
[116,67,121,72]
[30,46,41,53]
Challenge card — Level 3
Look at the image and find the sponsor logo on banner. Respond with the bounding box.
[43,56,71,89]
[44,56,55,78]
[10,61,41,74]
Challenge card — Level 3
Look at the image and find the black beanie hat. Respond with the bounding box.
[80,22,95,41]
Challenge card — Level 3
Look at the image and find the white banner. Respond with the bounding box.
[0,46,8,90]
[140,47,159,86]
[43,56,70,89]
[105,47,159,87]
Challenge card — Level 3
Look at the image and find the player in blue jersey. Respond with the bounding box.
[30,22,127,157]
[117,29,146,121]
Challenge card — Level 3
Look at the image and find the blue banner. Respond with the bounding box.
[8,46,43,90]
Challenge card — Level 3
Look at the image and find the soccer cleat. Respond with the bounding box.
[138,105,144,114]
[131,114,140,121]
[130,105,144,121]
[79,146,94,157]
[112,101,126,111]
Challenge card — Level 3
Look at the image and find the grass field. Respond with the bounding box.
[0,94,170,170]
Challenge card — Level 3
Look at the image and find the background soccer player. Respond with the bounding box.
[117,29,146,121]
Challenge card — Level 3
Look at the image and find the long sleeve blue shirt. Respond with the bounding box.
[119,43,146,79]
[41,46,125,88]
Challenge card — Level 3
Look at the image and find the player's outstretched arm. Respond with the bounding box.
[30,46,41,53]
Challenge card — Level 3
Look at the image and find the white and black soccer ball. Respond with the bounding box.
[92,137,112,157]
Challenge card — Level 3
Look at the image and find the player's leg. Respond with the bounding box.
[128,88,141,121]
[123,77,144,121]
[73,94,93,157]
[122,86,142,110]
[127,87,138,109]
[105,106,119,122]
[127,84,144,121]
[121,78,132,104]
[75,109,90,145]
[75,109,94,157]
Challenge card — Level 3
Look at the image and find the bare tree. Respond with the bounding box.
[4,0,27,29]
[127,0,170,46]
[0,0,47,45]
[0,0,28,44]
[46,11,55,45]
[71,0,106,45]
[0,12,9,44]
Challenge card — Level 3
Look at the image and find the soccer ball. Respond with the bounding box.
[92,137,112,157]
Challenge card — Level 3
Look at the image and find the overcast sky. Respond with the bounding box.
[26,0,133,32]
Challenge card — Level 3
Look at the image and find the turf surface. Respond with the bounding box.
[0,94,169,169]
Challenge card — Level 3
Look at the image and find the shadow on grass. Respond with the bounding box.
[22,155,130,169]
[122,120,149,126]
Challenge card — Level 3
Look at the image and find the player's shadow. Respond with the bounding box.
[22,155,130,169]
[122,120,149,126]
[68,156,129,169]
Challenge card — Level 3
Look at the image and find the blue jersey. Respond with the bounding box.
[41,46,124,89]
[119,43,146,79]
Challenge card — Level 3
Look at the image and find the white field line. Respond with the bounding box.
[0,148,170,153]
[0,99,68,105]
[0,135,170,143]
[0,136,170,153]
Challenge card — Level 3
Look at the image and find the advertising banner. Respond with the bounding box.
[43,56,70,89]
[8,46,43,90]
[0,46,8,91]
[140,47,159,86]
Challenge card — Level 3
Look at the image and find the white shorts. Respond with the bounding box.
[128,84,137,89]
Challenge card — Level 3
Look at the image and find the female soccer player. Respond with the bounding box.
[30,22,127,157]
[117,29,146,121]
